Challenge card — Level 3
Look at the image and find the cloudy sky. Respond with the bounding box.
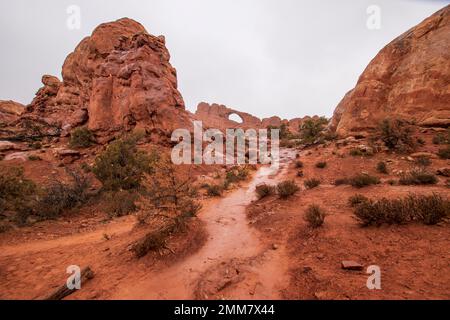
[0,0,448,119]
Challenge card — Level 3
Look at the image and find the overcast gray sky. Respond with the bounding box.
[0,0,448,119]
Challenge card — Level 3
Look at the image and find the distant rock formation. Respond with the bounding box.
[195,102,316,133]
[330,5,450,137]
[0,100,24,124]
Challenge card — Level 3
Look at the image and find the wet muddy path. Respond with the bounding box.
[113,149,296,299]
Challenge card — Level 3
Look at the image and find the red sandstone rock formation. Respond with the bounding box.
[1,18,193,143]
[330,5,450,137]
[195,102,315,133]
[0,100,24,124]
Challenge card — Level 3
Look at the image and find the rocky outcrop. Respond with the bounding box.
[330,5,450,137]
[0,100,24,124]
[2,18,192,143]
[195,102,315,133]
[195,102,261,130]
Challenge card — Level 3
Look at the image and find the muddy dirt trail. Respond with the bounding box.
[0,150,295,299]
[111,149,296,299]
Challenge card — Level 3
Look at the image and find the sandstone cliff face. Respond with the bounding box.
[2,18,191,142]
[330,5,450,137]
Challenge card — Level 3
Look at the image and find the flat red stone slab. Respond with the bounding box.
[341,261,364,271]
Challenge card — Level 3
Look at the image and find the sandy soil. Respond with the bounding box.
[0,137,449,300]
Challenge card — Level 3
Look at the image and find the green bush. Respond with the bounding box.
[225,166,249,185]
[304,205,327,228]
[348,194,369,207]
[93,133,151,191]
[414,156,431,167]
[438,146,450,159]
[37,170,89,219]
[304,178,321,189]
[334,178,349,186]
[432,129,450,145]
[353,194,449,227]
[28,155,42,161]
[399,169,437,185]
[295,160,304,169]
[206,184,223,197]
[379,119,416,153]
[70,127,95,149]
[376,161,388,174]
[299,117,328,144]
[0,166,36,221]
[277,180,299,199]
[104,190,138,218]
[315,161,327,169]
[350,149,364,157]
[255,183,276,199]
[348,174,380,188]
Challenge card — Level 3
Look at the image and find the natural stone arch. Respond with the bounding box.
[228,113,244,124]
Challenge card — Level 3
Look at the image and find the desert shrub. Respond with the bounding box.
[353,194,449,227]
[432,129,450,145]
[414,156,431,167]
[225,166,249,185]
[277,180,299,199]
[0,166,36,220]
[409,194,450,225]
[416,137,425,145]
[37,170,89,219]
[315,161,327,169]
[80,162,91,173]
[29,141,42,150]
[295,160,304,169]
[299,117,328,144]
[438,146,450,159]
[376,161,388,174]
[348,194,369,207]
[304,205,327,228]
[334,178,349,186]
[28,155,42,161]
[93,133,151,191]
[104,190,138,218]
[348,174,380,188]
[379,119,416,153]
[255,183,276,199]
[70,127,95,149]
[206,184,223,197]
[304,178,321,189]
[132,227,171,258]
[387,179,397,186]
[399,169,437,185]
[133,152,201,257]
[267,123,292,140]
[349,149,363,157]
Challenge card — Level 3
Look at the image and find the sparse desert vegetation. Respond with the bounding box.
[304,178,321,189]
[352,194,450,227]
[255,183,276,199]
[1,6,450,302]
[277,180,299,199]
[304,204,327,228]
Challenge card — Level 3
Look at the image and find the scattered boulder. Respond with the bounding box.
[341,261,364,271]
[0,141,21,152]
[3,152,30,162]
[410,152,438,159]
